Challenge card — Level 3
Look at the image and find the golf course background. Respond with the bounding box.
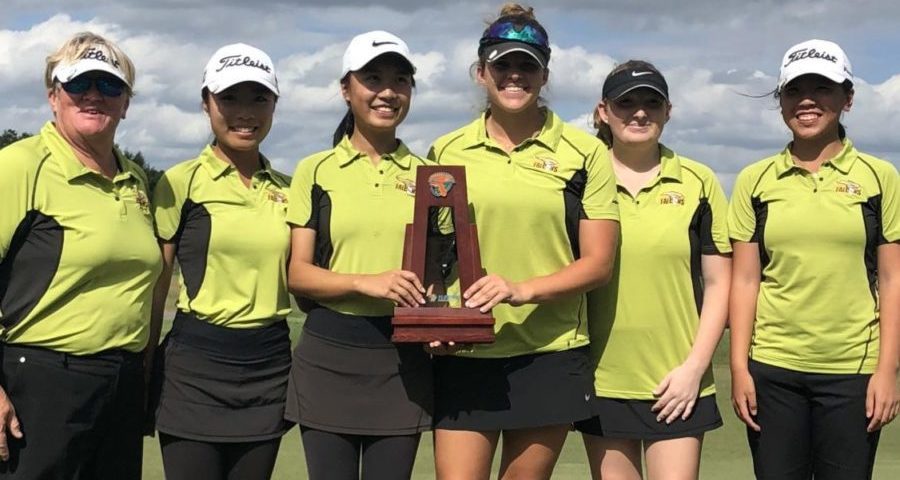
[141,307,900,479]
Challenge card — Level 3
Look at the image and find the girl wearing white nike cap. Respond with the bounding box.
[729,39,900,479]
[150,43,291,480]
[284,31,434,480]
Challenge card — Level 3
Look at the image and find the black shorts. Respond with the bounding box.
[574,394,722,440]
[0,344,144,480]
[285,308,433,436]
[747,359,880,480]
[434,346,594,430]
[152,312,292,442]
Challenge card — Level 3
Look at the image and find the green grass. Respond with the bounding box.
[142,306,900,479]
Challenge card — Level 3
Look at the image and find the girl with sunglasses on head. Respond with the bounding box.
[284,31,436,480]
[574,61,731,480]
[729,39,900,479]
[150,43,292,480]
[0,32,159,479]
[427,4,619,479]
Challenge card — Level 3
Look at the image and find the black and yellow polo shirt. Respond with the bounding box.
[153,145,292,329]
[729,139,900,374]
[428,110,620,358]
[589,147,730,399]
[287,136,431,317]
[0,122,161,354]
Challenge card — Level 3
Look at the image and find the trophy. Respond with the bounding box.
[391,165,495,343]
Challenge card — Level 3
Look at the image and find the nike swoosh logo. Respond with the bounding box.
[584,394,591,401]
[372,41,398,47]
[632,71,653,77]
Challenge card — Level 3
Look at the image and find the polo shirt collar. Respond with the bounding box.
[199,144,234,179]
[658,145,683,182]
[257,154,289,187]
[334,135,413,169]
[462,108,563,152]
[774,139,859,177]
[41,121,130,182]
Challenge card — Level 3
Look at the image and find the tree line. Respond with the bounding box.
[1,128,163,192]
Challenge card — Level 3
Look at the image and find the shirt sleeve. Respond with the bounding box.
[0,149,33,261]
[152,169,187,241]
[581,144,619,221]
[286,158,317,228]
[705,172,733,254]
[728,167,758,242]
[879,163,900,243]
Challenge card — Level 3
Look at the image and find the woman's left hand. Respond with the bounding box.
[651,361,705,424]
[462,274,531,312]
[866,368,900,432]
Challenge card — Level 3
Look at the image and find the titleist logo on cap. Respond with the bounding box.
[216,55,272,73]
[81,47,120,68]
[784,47,838,67]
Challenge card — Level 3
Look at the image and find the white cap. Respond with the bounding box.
[778,39,853,91]
[202,43,279,96]
[51,44,131,88]
[341,30,416,78]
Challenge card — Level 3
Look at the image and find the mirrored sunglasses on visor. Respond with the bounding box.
[60,74,127,97]
[479,20,551,55]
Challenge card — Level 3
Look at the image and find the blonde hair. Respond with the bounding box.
[44,32,136,97]
[496,2,536,20]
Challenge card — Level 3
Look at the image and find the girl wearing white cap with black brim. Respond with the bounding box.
[729,39,900,479]
[284,31,435,480]
[149,43,292,479]
[574,60,731,480]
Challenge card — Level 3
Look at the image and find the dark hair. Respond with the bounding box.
[332,56,416,147]
[773,79,853,140]
[594,59,665,147]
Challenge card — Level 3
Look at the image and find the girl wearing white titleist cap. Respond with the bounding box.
[284,31,436,480]
[574,60,732,480]
[149,43,292,480]
[729,39,900,479]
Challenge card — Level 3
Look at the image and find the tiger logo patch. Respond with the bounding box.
[835,180,862,196]
[658,191,685,205]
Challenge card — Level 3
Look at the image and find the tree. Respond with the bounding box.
[0,128,162,193]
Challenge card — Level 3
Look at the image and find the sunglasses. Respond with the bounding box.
[480,20,550,50]
[60,75,126,98]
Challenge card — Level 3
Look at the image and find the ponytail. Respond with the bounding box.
[332,109,354,147]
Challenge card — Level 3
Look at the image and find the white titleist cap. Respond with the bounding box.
[341,30,416,78]
[51,44,131,87]
[202,43,279,95]
[778,39,853,91]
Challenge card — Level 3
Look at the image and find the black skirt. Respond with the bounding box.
[152,312,292,442]
[284,307,433,435]
[433,346,595,430]
[575,394,723,440]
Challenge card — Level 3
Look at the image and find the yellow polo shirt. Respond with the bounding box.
[429,110,620,358]
[729,140,900,374]
[589,147,730,399]
[153,145,292,328]
[0,122,161,354]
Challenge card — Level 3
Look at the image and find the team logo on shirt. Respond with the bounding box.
[395,176,416,196]
[134,188,151,214]
[658,191,685,205]
[428,172,455,198]
[266,188,289,204]
[533,156,559,173]
[835,180,863,196]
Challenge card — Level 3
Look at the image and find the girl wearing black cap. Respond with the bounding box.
[285,31,435,480]
[575,60,731,480]
[150,43,291,480]
[427,4,620,478]
[729,39,899,479]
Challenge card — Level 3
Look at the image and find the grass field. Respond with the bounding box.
[141,312,900,479]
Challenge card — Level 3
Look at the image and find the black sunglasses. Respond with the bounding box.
[60,74,127,98]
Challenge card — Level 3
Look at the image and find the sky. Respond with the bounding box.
[3,0,900,191]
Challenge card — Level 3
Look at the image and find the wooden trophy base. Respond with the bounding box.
[392,307,495,343]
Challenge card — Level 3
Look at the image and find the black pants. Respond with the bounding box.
[0,344,144,480]
[300,426,421,480]
[747,359,881,480]
[159,433,282,480]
